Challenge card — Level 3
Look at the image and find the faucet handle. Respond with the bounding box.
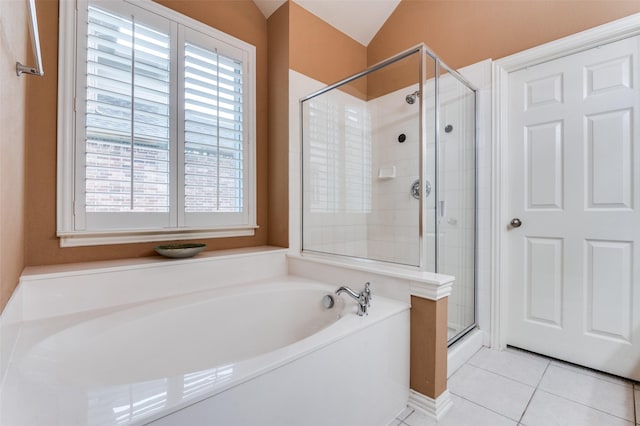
[363,282,371,305]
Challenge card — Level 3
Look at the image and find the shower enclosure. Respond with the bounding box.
[300,44,477,344]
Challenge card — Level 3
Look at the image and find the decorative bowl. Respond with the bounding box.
[154,243,206,259]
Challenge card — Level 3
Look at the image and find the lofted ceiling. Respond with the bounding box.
[252,0,401,46]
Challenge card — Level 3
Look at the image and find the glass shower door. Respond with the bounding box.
[301,49,432,268]
[437,65,477,342]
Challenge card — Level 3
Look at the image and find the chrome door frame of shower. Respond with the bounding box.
[299,44,479,344]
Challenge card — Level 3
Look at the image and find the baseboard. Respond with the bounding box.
[448,328,484,377]
[408,389,453,420]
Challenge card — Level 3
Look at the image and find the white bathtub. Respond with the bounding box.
[2,276,410,425]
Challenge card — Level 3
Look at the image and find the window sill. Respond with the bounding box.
[57,226,258,248]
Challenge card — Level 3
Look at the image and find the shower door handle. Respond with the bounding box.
[510,218,522,228]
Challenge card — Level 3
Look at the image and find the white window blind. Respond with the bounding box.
[183,42,243,214]
[57,0,256,246]
[85,6,171,214]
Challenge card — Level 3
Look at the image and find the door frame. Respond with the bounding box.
[490,13,640,350]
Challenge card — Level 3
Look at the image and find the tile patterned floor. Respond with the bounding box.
[390,347,638,426]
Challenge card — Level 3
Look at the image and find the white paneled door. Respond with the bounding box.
[506,36,640,380]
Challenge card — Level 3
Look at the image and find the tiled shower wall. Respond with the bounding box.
[367,85,422,267]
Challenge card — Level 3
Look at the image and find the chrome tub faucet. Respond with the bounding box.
[336,282,371,316]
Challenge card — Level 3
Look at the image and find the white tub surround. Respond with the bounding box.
[0,247,409,426]
[150,300,408,426]
[0,283,23,387]
[15,246,288,321]
[0,246,287,385]
[287,252,454,303]
[287,252,454,420]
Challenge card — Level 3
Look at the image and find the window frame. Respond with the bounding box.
[57,0,257,247]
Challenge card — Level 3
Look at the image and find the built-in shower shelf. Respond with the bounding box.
[377,166,396,179]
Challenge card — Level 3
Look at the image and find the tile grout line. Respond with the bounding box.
[449,390,522,423]
[536,385,635,423]
[534,360,551,388]
[467,361,546,388]
[510,346,633,389]
[443,349,636,426]
[537,360,636,423]
[398,406,415,423]
[551,362,634,390]
[396,408,414,421]
[464,349,636,425]
[517,360,551,425]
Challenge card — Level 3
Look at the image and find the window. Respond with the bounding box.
[57,0,256,247]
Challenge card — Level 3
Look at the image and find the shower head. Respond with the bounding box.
[405,91,420,105]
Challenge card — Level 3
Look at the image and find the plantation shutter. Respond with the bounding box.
[65,0,255,239]
[181,28,248,227]
[82,4,174,230]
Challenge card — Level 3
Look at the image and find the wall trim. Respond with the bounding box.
[287,253,454,300]
[408,389,453,420]
[409,281,453,301]
[58,227,257,247]
[490,13,640,349]
[18,246,288,321]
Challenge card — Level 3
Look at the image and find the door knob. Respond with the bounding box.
[510,218,522,228]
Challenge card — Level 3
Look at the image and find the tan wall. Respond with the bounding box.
[24,0,269,267]
[289,1,368,96]
[0,0,29,312]
[410,296,448,398]
[369,0,640,70]
[366,48,423,101]
[266,1,368,247]
[267,3,290,247]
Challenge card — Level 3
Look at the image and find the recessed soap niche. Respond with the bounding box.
[378,165,396,179]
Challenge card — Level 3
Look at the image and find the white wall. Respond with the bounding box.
[367,85,422,266]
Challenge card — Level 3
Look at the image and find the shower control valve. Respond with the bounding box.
[411,179,432,199]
